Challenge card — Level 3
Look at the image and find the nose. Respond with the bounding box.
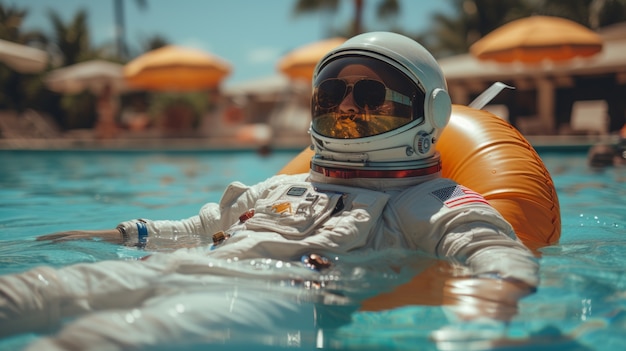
[338,87,359,113]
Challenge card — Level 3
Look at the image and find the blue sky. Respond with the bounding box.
[15,0,452,84]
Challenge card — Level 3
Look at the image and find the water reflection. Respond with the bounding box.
[0,247,547,350]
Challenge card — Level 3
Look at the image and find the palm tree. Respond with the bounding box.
[0,4,49,112]
[48,9,94,66]
[0,4,27,42]
[0,4,46,45]
[422,0,534,57]
[293,0,400,37]
[113,0,148,60]
[139,34,169,52]
[45,9,103,129]
[535,0,626,28]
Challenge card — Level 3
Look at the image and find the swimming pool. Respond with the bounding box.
[0,149,624,350]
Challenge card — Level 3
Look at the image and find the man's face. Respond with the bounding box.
[312,62,415,139]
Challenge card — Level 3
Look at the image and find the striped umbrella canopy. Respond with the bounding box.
[470,16,603,64]
[124,45,231,91]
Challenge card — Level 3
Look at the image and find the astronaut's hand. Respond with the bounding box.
[36,229,123,244]
[442,276,535,322]
[301,253,332,271]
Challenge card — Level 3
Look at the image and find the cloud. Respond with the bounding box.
[247,47,281,65]
[177,38,213,53]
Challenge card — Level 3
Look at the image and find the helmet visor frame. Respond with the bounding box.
[311,55,425,139]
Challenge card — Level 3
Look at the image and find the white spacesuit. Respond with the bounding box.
[115,172,536,283]
[0,32,538,351]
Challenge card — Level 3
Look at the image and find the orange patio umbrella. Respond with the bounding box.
[470,16,603,64]
[124,45,231,91]
[278,37,346,82]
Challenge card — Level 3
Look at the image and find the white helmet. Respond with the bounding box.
[309,32,451,178]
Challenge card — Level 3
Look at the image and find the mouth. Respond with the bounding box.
[334,114,362,138]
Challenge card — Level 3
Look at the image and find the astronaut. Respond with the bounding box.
[0,32,538,350]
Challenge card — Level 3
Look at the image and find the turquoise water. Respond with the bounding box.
[0,149,625,350]
[0,149,301,273]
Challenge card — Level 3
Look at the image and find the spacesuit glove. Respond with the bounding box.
[301,253,332,271]
[442,276,535,322]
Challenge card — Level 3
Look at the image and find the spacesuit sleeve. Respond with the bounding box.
[0,258,169,338]
[436,213,539,287]
[394,178,539,286]
[115,174,309,248]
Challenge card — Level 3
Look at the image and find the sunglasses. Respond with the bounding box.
[314,78,412,110]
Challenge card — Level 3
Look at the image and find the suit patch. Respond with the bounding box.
[431,185,490,208]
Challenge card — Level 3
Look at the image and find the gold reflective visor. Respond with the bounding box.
[312,112,411,138]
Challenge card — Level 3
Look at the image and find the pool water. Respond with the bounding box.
[0,150,301,273]
[0,149,625,350]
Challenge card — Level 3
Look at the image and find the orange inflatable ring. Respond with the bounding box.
[279,104,561,250]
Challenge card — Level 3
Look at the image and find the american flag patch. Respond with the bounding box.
[431,185,490,208]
